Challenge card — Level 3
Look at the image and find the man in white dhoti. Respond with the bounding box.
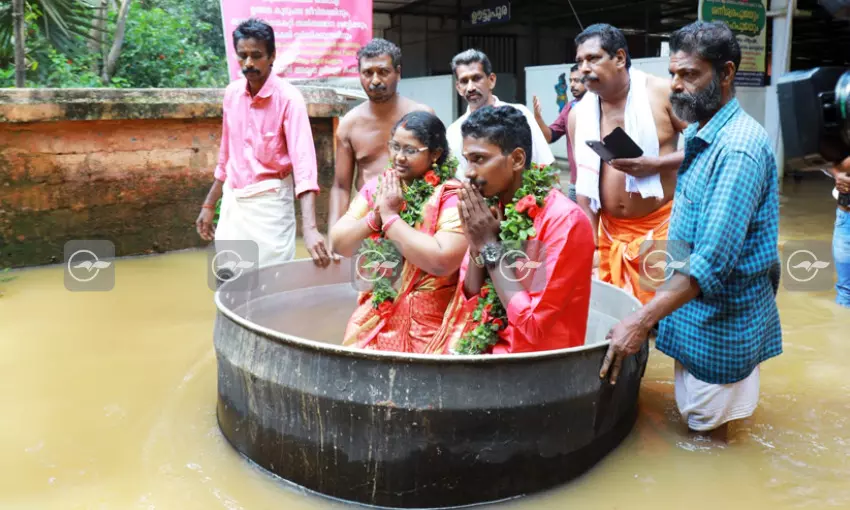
[601,21,782,439]
[195,18,330,268]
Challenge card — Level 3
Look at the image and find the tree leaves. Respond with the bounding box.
[1,0,229,88]
[0,0,100,66]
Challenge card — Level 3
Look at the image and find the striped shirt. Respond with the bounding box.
[656,98,782,385]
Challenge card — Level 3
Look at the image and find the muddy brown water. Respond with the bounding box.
[2,177,848,509]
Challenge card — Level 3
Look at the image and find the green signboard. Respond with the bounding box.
[699,0,768,86]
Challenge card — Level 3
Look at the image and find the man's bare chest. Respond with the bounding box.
[349,122,394,162]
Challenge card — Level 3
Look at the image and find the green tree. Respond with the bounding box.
[1,0,100,82]
[112,4,227,88]
[1,0,228,89]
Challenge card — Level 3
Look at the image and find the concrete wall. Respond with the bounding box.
[398,75,457,128]
[0,88,352,268]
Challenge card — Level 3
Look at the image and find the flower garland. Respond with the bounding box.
[453,162,559,355]
[357,157,459,316]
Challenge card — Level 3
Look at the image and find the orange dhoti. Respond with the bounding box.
[597,201,673,305]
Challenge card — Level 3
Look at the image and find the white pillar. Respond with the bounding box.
[767,0,796,188]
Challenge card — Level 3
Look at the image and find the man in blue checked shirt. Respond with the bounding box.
[600,21,782,438]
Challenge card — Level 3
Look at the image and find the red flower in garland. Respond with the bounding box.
[515,195,538,215]
[480,286,490,298]
[526,203,541,219]
[493,318,505,330]
[401,201,407,211]
[423,171,440,186]
[377,300,393,318]
[369,232,381,241]
[480,303,494,324]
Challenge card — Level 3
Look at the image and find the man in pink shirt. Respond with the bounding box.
[450,105,595,354]
[196,18,330,268]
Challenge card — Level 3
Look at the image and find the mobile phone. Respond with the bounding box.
[603,127,644,159]
[585,127,644,162]
[585,140,618,163]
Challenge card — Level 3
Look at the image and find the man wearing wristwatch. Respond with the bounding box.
[451,105,595,354]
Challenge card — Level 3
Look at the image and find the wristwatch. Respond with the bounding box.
[480,242,503,269]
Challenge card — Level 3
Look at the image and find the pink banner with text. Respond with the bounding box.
[220,0,373,81]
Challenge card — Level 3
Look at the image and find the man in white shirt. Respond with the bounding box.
[447,49,554,180]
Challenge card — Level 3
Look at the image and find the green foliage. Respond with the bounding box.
[113,5,228,88]
[151,0,225,61]
[357,236,401,306]
[453,281,507,355]
[0,0,99,67]
[21,19,112,88]
[2,0,228,89]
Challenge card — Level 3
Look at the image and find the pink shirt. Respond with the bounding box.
[214,74,320,197]
[458,189,595,353]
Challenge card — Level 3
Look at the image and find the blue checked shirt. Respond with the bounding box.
[656,98,782,385]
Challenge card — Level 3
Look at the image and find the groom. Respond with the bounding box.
[454,105,595,353]
[568,24,686,304]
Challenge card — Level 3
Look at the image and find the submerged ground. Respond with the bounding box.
[2,176,848,509]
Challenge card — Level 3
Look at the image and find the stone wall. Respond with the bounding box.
[0,88,353,268]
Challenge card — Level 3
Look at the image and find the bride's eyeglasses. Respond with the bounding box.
[388,142,428,157]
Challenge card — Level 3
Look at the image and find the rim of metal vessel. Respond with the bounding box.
[213,272,641,364]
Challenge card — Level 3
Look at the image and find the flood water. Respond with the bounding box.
[2,176,849,509]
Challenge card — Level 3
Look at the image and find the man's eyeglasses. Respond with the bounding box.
[388,142,428,157]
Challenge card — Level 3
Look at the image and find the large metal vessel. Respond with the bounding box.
[214,258,648,508]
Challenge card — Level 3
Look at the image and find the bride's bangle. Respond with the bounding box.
[365,210,381,232]
[382,214,401,233]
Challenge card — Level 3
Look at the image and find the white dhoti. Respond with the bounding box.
[674,362,760,432]
[214,176,296,267]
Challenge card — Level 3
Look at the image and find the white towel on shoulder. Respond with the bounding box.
[573,68,664,213]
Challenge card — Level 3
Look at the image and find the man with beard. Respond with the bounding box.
[600,21,782,440]
[328,39,433,259]
[196,18,330,268]
[532,64,587,202]
[568,24,687,304]
[447,49,554,180]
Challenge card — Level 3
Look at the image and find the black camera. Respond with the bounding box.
[777,67,850,207]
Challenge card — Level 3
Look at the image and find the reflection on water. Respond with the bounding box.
[2,176,849,509]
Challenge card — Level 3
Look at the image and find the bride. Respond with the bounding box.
[330,111,469,353]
